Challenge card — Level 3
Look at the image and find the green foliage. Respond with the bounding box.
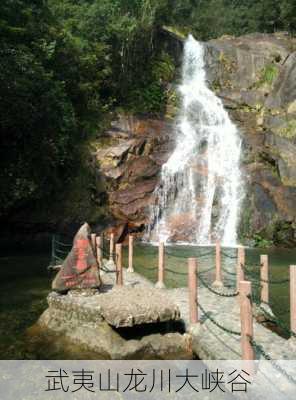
[0,0,176,217]
[253,234,273,248]
[48,0,173,111]
[129,82,167,114]
[162,25,187,40]
[0,1,78,213]
[278,120,296,139]
[152,52,175,83]
[125,52,175,113]
[256,64,279,88]
[168,0,296,40]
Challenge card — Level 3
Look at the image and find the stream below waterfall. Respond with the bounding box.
[0,245,295,359]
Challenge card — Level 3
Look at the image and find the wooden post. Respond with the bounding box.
[109,232,114,260]
[116,243,123,286]
[239,280,255,360]
[213,241,223,287]
[188,258,198,324]
[96,236,102,268]
[290,265,296,337]
[155,242,165,288]
[91,233,96,256]
[127,235,134,273]
[260,255,269,305]
[237,246,245,291]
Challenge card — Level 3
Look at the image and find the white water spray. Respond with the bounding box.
[146,35,244,246]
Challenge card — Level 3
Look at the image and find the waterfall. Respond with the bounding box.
[146,35,244,246]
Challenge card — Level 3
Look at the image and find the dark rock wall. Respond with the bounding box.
[96,33,296,246]
[94,115,175,233]
[203,33,296,245]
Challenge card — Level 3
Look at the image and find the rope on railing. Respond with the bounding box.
[100,266,117,274]
[165,249,187,259]
[249,337,296,385]
[54,247,69,256]
[199,265,216,274]
[197,250,214,258]
[254,300,296,339]
[101,246,118,258]
[247,278,262,288]
[248,293,294,343]
[259,276,289,285]
[165,248,213,259]
[244,263,261,271]
[54,239,72,248]
[137,265,158,271]
[50,234,116,266]
[139,247,158,255]
[221,266,237,276]
[166,253,188,260]
[166,268,188,276]
[49,234,73,267]
[197,302,241,336]
[244,265,290,285]
[197,272,239,297]
[260,277,290,285]
[248,292,260,305]
[221,250,237,259]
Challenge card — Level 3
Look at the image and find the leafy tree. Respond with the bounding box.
[169,0,296,39]
[0,1,77,213]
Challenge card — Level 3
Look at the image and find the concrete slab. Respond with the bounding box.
[97,287,180,327]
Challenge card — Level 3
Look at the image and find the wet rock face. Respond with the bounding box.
[95,115,174,229]
[94,33,296,245]
[203,33,296,245]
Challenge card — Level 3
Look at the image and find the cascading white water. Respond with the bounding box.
[146,35,244,246]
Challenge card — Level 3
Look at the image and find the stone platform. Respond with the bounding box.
[35,259,296,360]
[34,261,191,359]
[94,286,180,327]
[45,286,180,328]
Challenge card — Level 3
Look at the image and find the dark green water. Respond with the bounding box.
[0,251,51,359]
[125,244,295,334]
[0,244,295,359]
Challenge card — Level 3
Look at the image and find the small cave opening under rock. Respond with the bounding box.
[112,320,186,341]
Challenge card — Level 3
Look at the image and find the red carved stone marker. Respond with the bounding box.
[52,223,101,292]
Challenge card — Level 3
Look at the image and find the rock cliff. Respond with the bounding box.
[93,115,175,234]
[205,32,296,245]
[95,32,296,246]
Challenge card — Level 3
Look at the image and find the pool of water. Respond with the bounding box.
[0,251,51,359]
[123,244,295,333]
[0,244,295,359]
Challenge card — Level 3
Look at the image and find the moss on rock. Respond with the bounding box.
[278,119,296,140]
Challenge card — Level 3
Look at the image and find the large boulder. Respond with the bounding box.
[52,223,101,292]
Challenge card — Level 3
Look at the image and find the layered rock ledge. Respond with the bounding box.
[33,284,192,360]
[44,287,180,328]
